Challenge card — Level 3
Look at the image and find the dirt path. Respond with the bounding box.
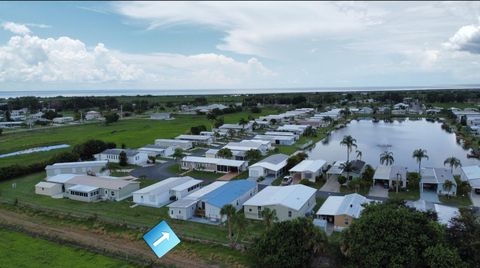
[0,208,217,268]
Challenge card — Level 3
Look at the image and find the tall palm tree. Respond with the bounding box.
[443,180,454,198]
[412,149,429,175]
[220,204,237,246]
[444,156,462,174]
[238,118,248,129]
[379,151,394,166]
[340,135,357,163]
[323,116,333,125]
[260,208,278,230]
[356,150,363,160]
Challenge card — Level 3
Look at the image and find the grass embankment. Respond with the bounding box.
[0,229,136,268]
[0,109,279,168]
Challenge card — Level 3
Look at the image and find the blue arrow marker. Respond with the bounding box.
[143,221,181,258]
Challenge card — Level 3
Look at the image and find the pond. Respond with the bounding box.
[0,144,70,158]
[308,118,480,174]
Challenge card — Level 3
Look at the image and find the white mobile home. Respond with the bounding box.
[167,181,228,220]
[35,181,63,197]
[244,185,317,222]
[85,111,102,121]
[460,165,480,194]
[154,139,193,150]
[52,116,74,124]
[175,134,213,146]
[137,144,175,157]
[224,140,272,155]
[218,123,253,133]
[290,159,328,182]
[45,161,109,178]
[150,112,171,120]
[373,165,408,189]
[248,154,289,179]
[132,176,201,207]
[95,149,149,165]
[276,124,310,135]
[420,167,457,196]
[181,156,248,173]
[253,134,296,145]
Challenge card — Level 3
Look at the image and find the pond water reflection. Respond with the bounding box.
[308,119,479,174]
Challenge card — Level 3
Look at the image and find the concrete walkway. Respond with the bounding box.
[368,185,389,198]
[420,191,440,203]
[320,176,340,193]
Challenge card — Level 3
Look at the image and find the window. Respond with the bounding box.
[170,210,173,215]
[288,211,292,217]
[344,219,349,225]
[111,191,114,196]
[178,210,181,214]
[249,208,252,212]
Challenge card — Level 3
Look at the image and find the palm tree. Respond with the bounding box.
[444,156,462,174]
[227,129,236,139]
[323,116,333,125]
[218,148,233,159]
[260,208,278,230]
[238,118,248,129]
[379,151,394,166]
[443,179,454,198]
[340,161,354,181]
[412,149,429,175]
[340,135,357,163]
[356,150,363,160]
[340,108,351,121]
[172,148,185,163]
[220,204,236,246]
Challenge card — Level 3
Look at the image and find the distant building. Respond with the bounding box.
[181,156,248,173]
[276,124,310,135]
[45,160,109,178]
[52,116,74,124]
[94,149,149,165]
[253,134,296,145]
[175,134,214,146]
[137,144,175,157]
[218,122,253,133]
[150,112,171,120]
[244,184,317,222]
[154,139,193,150]
[85,111,102,121]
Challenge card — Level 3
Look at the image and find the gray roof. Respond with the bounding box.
[421,167,455,185]
[258,154,289,165]
[101,149,139,157]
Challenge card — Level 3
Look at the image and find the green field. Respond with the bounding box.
[0,109,279,168]
[0,228,136,268]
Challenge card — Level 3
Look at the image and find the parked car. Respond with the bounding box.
[281,176,292,186]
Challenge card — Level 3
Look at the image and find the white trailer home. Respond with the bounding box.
[154,139,193,150]
[45,161,109,178]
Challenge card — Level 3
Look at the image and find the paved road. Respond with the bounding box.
[420,190,440,203]
[130,160,177,180]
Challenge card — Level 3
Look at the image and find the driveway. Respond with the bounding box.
[420,190,440,203]
[320,176,340,193]
[130,160,177,180]
[470,193,480,207]
[368,185,389,198]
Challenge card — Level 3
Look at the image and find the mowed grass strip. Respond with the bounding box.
[0,228,136,268]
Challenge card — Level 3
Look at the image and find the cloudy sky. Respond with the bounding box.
[0,1,480,92]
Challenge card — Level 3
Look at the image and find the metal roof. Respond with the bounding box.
[47,173,77,183]
[65,175,139,190]
[182,156,247,167]
[243,185,316,211]
[133,176,194,194]
[420,167,455,185]
[170,179,203,192]
[290,159,327,173]
[250,154,289,172]
[201,180,256,209]
[68,184,99,192]
[316,193,372,218]
[100,149,140,157]
[46,160,108,170]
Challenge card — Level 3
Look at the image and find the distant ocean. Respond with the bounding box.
[0,85,478,98]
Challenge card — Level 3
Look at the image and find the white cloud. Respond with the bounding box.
[113,2,385,57]
[444,23,480,54]
[0,34,275,88]
[2,22,31,35]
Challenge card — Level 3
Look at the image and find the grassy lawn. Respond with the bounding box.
[439,195,472,207]
[339,186,369,196]
[185,170,223,180]
[313,197,326,212]
[0,229,136,268]
[0,109,278,168]
[389,189,420,200]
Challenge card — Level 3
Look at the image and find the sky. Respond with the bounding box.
[0,1,480,92]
